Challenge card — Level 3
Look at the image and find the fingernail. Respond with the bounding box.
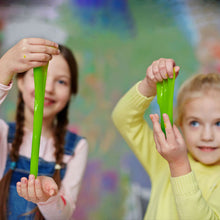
[49,189,54,196]
[29,175,35,180]
[21,178,26,184]
[163,113,167,118]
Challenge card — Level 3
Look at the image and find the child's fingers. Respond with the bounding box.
[146,65,157,84]
[152,61,163,82]
[163,114,176,143]
[164,59,176,78]
[20,177,29,200]
[150,114,160,128]
[173,125,185,146]
[23,38,59,48]
[150,114,165,151]
[16,182,22,196]
[49,188,56,196]
[19,38,59,64]
[35,178,46,201]
[153,128,161,152]
[158,59,169,79]
[174,66,180,77]
[39,176,58,197]
[29,61,50,69]
[23,53,52,64]
[28,44,60,55]
[47,183,58,196]
[27,175,37,202]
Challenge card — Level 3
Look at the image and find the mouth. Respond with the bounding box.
[198,146,219,152]
[44,97,55,106]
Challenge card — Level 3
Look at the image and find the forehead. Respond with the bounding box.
[183,92,220,118]
[48,54,71,78]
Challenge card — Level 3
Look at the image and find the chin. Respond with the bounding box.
[200,160,219,166]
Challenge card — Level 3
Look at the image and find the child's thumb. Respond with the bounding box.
[48,187,58,196]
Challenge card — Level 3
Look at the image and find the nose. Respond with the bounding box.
[45,77,54,93]
[201,125,214,141]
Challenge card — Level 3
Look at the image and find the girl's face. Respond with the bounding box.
[18,54,71,121]
[180,91,220,166]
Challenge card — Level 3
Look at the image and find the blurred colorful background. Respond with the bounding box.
[1,0,220,219]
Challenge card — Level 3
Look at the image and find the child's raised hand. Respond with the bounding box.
[138,58,180,97]
[0,38,60,85]
[150,113,191,177]
[16,174,58,203]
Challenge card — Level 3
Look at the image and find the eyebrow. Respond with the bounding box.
[184,116,201,122]
[56,75,70,79]
[185,116,220,122]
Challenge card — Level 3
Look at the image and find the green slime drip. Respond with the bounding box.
[156,69,175,134]
[30,65,48,178]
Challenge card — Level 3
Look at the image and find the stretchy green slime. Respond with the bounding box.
[156,69,175,134]
[30,65,48,178]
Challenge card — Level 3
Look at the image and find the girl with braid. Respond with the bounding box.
[0,38,88,220]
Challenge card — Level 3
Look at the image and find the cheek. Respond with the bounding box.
[58,89,71,104]
[181,126,194,144]
[19,82,35,101]
[23,77,35,92]
[182,128,199,150]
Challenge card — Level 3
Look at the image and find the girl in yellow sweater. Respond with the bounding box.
[112,58,220,219]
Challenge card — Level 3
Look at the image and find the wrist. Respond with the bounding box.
[169,158,191,177]
[138,78,156,97]
[0,58,14,85]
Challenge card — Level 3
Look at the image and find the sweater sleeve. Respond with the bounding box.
[171,171,220,220]
[0,82,12,104]
[37,138,89,220]
[0,83,13,178]
[112,82,167,179]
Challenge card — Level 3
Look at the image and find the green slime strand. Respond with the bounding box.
[30,65,48,178]
[156,69,175,134]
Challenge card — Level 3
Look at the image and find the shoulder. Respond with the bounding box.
[64,130,88,155]
[63,132,88,166]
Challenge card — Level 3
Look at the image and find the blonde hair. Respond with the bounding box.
[175,73,220,126]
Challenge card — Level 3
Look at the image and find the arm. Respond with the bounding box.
[0,83,12,105]
[112,82,161,176]
[171,172,220,219]
[0,120,11,179]
[112,58,180,177]
[151,113,220,219]
[37,139,89,220]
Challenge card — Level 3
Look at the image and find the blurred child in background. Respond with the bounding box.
[0,38,88,219]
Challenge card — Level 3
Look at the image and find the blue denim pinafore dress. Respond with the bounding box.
[3,122,82,219]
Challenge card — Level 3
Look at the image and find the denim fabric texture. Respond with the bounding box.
[4,122,82,219]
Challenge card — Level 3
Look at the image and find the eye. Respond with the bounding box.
[215,121,220,127]
[58,79,67,85]
[190,120,199,127]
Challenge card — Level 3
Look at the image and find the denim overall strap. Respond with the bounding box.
[5,122,83,219]
[64,130,83,155]
[7,122,16,143]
